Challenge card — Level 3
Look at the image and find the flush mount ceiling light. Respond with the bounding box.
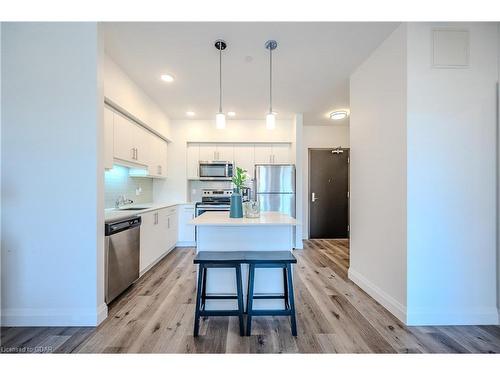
[214,39,227,129]
[227,111,236,117]
[330,110,349,120]
[160,74,174,82]
[186,111,195,117]
[265,40,278,130]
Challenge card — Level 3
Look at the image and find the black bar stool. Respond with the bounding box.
[245,251,297,336]
[193,251,246,337]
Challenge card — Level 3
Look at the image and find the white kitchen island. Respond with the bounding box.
[190,211,297,309]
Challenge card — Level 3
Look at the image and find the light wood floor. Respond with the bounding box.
[2,239,500,353]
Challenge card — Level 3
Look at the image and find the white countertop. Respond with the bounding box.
[189,211,297,226]
[105,202,194,223]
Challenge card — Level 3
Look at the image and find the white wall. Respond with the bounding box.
[103,54,172,140]
[406,23,499,325]
[349,24,408,323]
[1,23,106,326]
[293,115,304,248]
[350,22,499,326]
[302,124,350,239]
[153,119,294,203]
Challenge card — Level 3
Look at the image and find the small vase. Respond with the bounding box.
[230,189,244,218]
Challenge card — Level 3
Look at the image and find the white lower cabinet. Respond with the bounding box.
[139,206,178,274]
[177,204,195,246]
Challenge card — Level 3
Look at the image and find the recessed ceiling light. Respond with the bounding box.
[160,74,174,82]
[330,110,349,120]
[186,111,195,117]
[227,111,236,117]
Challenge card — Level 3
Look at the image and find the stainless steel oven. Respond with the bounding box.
[195,204,230,217]
[199,161,233,180]
[195,189,232,216]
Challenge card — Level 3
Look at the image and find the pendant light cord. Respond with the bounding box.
[269,47,273,113]
[219,46,223,113]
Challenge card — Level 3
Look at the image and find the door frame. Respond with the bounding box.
[307,147,350,239]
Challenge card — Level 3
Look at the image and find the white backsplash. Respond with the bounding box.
[105,165,153,208]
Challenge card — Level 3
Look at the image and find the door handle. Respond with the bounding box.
[312,192,319,202]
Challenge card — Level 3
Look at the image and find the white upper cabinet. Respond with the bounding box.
[215,144,234,162]
[254,143,291,164]
[111,108,169,178]
[185,142,293,181]
[199,143,217,162]
[187,143,200,180]
[254,144,274,164]
[103,107,114,170]
[113,112,137,164]
[272,143,292,164]
[198,143,234,162]
[234,144,255,177]
[113,112,149,166]
[148,135,168,178]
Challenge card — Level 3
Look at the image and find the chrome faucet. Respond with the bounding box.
[115,195,134,208]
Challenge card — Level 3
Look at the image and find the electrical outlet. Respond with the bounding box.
[136,187,142,196]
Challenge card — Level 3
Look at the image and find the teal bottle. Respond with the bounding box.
[230,188,243,218]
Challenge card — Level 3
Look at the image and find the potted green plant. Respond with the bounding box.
[230,167,246,218]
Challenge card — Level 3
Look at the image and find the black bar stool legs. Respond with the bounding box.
[286,263,297,336]
[246,264,256,335]
[246,263,297,336]
[193,251,297,338]
[194,263,245,337]
[193,266,204,337]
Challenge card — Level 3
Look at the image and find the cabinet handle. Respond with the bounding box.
[158,165,161,175]
[269,154,272,163]
[131,148,135,160]
[167,217,170,229]
[136,148,139,160]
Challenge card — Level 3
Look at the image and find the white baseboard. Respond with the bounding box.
[406,307,499,326]
[348,267,407,324]
[96,303,108,325]
[176,241,196,247]
[1,303,108,327]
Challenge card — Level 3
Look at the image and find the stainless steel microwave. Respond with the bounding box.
[199,161,234,180]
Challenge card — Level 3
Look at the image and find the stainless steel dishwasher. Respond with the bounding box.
[104,216,141,304]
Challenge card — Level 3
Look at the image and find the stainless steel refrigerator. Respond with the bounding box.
[255,164,296,217]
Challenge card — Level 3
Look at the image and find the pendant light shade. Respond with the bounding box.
[265,40,278,130]
[214,39,227,129]
[266,112,276,130]
[216,112,226,129]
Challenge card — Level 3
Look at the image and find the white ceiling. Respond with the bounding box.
[102,22,399,125]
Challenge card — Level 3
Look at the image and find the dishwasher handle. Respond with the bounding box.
[105,216,141,236]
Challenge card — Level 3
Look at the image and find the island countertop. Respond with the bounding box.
[189,211,297,226]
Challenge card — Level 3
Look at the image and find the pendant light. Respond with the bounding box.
[214,39,227,129]
[265,40,278,130]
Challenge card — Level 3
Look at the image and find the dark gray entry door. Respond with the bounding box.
[309,149,349,239]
